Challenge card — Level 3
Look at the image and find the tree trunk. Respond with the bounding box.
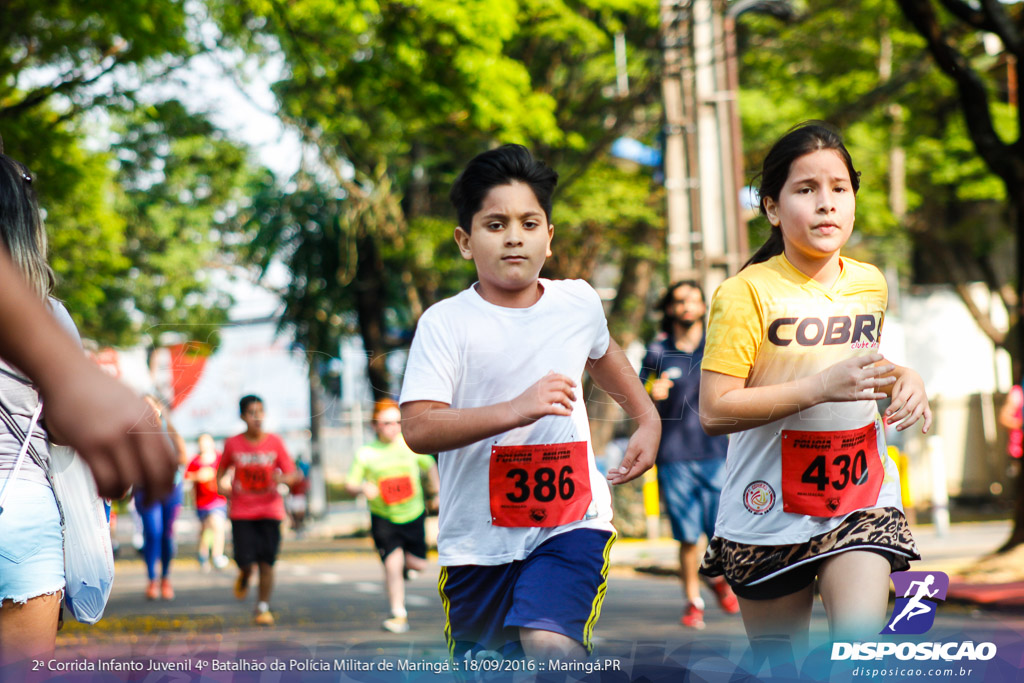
[354,233,392,400]
[306,357,326,517]
[998,193,1024,552]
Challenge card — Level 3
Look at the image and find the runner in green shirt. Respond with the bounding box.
[347,399,439,633]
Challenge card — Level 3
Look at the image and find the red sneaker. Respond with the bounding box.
[711,579,740,614]
[681,602,706,629]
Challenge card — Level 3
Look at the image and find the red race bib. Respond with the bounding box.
[379,474,415,505]
[238,467,270,492]
[781,422,883,517]
[489,441,593,527]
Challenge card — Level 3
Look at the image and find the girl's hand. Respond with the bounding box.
[818,353,895,402]
[363,482,380,500]
[884,368,932,433]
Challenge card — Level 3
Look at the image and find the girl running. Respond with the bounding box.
[698,122,931,662]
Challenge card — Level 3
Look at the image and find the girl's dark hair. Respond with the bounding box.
[742,121,860,269]
[0,135,56,299]
[449,144,558,232]
[658,280,704,335]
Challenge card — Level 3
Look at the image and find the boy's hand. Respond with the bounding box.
[650,372,674,402]
[509,371,576,424]
[885,368,932,433]
[606,420,660,485]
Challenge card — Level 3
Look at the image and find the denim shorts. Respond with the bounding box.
[657,458,727,545]
[0,479,64,604]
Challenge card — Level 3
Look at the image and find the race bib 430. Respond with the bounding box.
[780,421,883,517]
[489,441,593,527]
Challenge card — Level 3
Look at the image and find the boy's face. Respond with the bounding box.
[241,401,264,435]
[454,181,553,307]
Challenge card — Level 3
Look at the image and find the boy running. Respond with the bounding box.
[400,144,660,663]
[216,395,301,626]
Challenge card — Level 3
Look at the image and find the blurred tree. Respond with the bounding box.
[101,100,256,346]
[893,0,1024,551]
[211,0,666,403]
[738,0,1016,347]
[0,1,252,346]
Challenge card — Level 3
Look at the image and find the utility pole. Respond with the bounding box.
[661,0,745,294]
[661,0,696,282]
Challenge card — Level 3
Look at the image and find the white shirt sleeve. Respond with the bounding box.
[48,298,83,349]
[579,281,610,360]
[399,306,460,406]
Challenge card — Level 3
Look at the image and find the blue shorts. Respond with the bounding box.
[438,528,615,660]
[657,458,726,545]
[0,480,64,604]
[197,504,227,522]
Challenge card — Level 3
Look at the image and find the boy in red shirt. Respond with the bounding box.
[217,395,302,625]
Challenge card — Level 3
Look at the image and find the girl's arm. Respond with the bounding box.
[699,353,897,436]
[881,363,933,433]
[998,386,1023,431]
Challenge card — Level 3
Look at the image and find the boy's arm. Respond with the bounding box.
[401,372,579,454]
[275,442,303,486]
[215,448,234,496]
[585,339,660,485]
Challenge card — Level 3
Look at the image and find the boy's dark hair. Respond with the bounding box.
[239,394,263,415]
[449,144,558,233]
[743,121,860,269]
[658,280,705,335]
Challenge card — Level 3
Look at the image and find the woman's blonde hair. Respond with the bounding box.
[0,136,56,300]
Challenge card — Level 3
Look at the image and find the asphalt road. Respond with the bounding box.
[30,540,1024,683]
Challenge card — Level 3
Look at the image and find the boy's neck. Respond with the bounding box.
[244,429,264,443]
[474,280,544,308]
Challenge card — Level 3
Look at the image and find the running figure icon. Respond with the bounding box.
[887,574,938,631]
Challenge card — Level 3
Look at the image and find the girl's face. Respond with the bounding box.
[763,149,856,272]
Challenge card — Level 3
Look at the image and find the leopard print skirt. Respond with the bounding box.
[699,507,920,587]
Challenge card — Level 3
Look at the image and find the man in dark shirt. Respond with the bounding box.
[641,281,739,629]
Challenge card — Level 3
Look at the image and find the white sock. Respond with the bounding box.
[257,601,270,613]
[391,607,408,619]
[689,596,705,610]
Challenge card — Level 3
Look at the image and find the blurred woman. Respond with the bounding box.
[0,148,83,663]
[185,433,229,571]
[133,396,188,600]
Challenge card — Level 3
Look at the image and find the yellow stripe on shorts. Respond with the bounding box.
[582,531,616,652]
[438,566,455,660]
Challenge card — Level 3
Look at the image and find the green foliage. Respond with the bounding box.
[104,100,256,346]
[737,0,1012,274]
[211,0,666,367]
[1,1,248,347]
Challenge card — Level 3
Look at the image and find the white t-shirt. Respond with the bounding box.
[0,298,81,485]
[399,279,614,566]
